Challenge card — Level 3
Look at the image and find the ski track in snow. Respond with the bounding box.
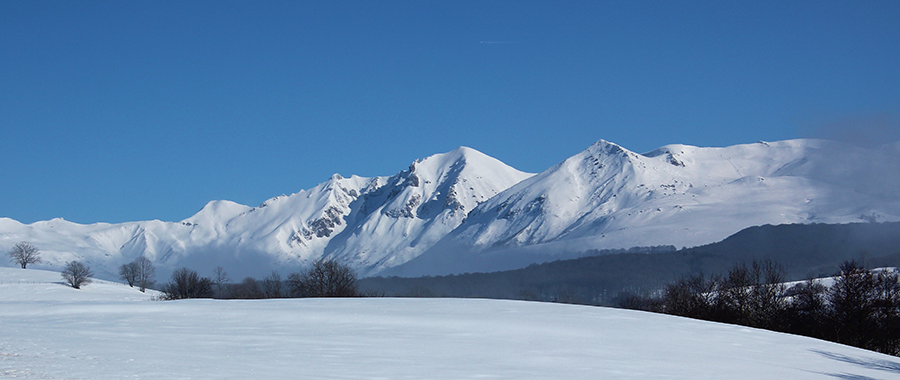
[1,268,900,379]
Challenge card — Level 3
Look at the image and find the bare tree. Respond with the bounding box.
[61,261,93,289]
[8,242,42,269]
[212,266,231,296]
[786,278,828,337]
[288,259,359,297]
[133,256,155,292]
[262,271,283,298]
[827,261,878,348]
[232,277,264,299]
[163,268,214,300]
[747,258,787,329]
[661,273,717,319]
[119,262,138,287]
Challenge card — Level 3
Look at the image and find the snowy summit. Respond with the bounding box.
[1,139,899,280]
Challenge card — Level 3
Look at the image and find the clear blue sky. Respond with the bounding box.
[1,1,899,224]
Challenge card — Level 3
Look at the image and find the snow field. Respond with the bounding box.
[1,268,899,379]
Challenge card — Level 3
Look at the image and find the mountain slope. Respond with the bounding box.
[362,222,900,304]
[3,139,899,280]
[391,139,900,276]
[321,147,534,275]
[0,147,532,280]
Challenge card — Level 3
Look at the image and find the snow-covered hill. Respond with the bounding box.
[0,147,532,280]
[1,267,897,379]
[0,267,158,302]
[391,139,900,276]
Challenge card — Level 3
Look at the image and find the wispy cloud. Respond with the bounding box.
[797,112,900,147]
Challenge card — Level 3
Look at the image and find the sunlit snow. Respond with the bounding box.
[1,268,899,379]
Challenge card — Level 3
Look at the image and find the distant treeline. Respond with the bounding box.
[359,222,900,305]
[620,259,900,357]
[161,259,365,300]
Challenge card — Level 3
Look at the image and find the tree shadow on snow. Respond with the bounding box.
[812,349,900,380]
[822,374,881,380]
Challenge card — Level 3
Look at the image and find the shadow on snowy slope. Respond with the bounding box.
[813,350,900,379]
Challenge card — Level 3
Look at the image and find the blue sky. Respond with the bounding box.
[1,1,898,224]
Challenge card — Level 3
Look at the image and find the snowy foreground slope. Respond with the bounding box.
[2,139,899,280]
[1,268,898,380]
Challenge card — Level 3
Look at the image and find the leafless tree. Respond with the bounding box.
[661,273,717,319]
[212,266,231,295]
[61,261,93,289]
[232,277,264,299]
[119,262,138,287]
[163,268,214,300]
[263,271,283,298]
[288,259,359,297]
[8,242,42,269]
[827,260,878,348]
[133,256,155,292]
[119,257,155,291]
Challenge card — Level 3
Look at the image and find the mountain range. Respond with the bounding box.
[2,139,899,281]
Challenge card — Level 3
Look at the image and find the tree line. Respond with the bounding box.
[4,241,362,299]
[618,259,900,356]
[160,259,364,300]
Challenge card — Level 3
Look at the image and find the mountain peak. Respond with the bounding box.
[587,139,629,154]
[183,200,252,225]
[11,138,900,281]
[415,146,488,169]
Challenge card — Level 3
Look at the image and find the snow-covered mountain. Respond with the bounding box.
[0,147,533,280]
[390,139,900,276]
[2,139,899,281]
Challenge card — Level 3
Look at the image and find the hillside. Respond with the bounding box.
[0,147,533,280]
[391,139,900,276]
[361,222,900,304]
[1,267,898,379]
[0,267,158,302]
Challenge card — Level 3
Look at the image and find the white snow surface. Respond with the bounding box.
[2,268,898,380]
[2,139,900,280]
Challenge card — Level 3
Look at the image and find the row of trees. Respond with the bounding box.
[161,259,362,300]
[5,241,357,299]
[619,259,900,356]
